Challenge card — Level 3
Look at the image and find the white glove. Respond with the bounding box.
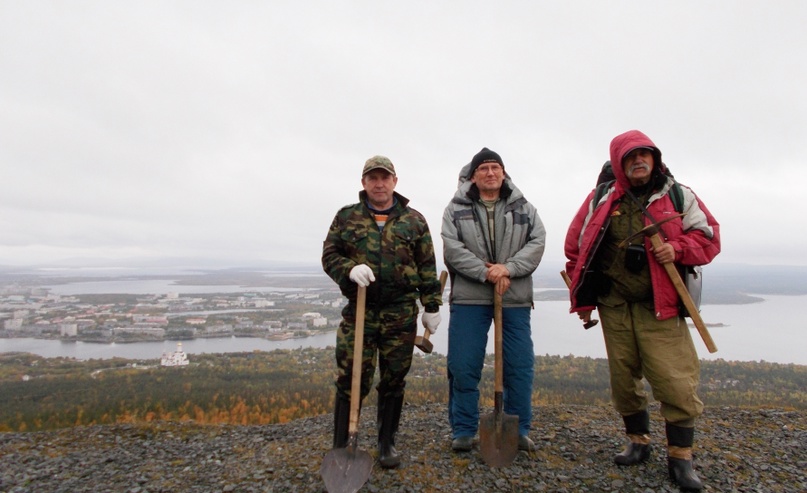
[421,311,441,334]
[349,264,376,287]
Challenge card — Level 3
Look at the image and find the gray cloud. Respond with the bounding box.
[1,1,804,268]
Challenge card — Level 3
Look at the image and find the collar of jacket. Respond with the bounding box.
[358,190,410,210]
[465,181,513,202]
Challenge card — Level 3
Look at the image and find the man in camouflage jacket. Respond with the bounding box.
[322,155,442,469]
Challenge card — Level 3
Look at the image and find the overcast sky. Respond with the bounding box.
[1,1,804,271]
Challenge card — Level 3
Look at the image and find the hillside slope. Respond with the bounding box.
[1,403,804,492]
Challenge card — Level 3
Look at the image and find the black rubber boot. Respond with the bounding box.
[377,394,404,469]
[666,422,703,491]
[615,410,651,466]
[332,394,351,449]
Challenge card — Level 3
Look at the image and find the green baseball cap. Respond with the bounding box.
[362,155,396,176]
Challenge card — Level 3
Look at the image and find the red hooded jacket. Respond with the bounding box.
[564,130,721,320]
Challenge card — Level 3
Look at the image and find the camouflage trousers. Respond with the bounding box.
[599,299,703,426]
[334,301,418,401]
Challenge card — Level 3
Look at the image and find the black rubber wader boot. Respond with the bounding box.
[332,394,351,449]
[666,422,704,491]
[614,410,652,466]
[377,394,404,469]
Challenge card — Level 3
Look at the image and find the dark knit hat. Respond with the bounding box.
[469,147,504,175]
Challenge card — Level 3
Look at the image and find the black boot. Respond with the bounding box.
[615,410,651,466]
[332,394,351,449]
[666,422,703,491]
[377,394,404,469]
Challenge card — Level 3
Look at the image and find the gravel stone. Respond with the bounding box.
[0,403,805,492]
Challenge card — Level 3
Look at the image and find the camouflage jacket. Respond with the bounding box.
[322,191,442,312]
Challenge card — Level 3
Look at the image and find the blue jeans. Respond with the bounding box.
[447,303,535,438]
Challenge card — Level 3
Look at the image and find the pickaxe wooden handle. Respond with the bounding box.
[619,213,717,351]
[645,233,718,353]
[560,271,598,329]
[414,270,448,353]
[617,213,685,249]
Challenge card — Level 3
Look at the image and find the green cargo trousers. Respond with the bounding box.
[598,299,703,426]
[334,301,418,401]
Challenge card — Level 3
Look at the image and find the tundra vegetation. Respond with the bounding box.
[1,348,805,432]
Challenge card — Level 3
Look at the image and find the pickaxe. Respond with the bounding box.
[560,270,599,329]
[414,270,448,354]
[618,213,718,353]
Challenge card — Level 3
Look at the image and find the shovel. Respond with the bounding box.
[320,285,373,493]
[479,289,519,467]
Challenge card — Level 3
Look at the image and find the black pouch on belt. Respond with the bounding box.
[624,244,647,274]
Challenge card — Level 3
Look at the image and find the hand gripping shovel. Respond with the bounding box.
[479,290,519,467]
[320,286,373,493]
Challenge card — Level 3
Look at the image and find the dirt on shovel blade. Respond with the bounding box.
[479,410,519,467]
[320,446,373,493]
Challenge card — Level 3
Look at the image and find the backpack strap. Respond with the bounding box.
[591,180,614,209]
[669,181,683,214]
[592,179,683,213]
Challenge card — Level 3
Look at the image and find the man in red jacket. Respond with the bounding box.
[564,130,720,491]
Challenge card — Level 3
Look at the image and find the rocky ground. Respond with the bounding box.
[1,403,804,493]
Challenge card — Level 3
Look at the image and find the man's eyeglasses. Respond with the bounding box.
[475,164,503,174]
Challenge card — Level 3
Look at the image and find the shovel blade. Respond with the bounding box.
[320,446,373,493]
[479,410,519,467]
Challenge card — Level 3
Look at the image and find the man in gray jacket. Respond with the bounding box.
[441,147,546,452]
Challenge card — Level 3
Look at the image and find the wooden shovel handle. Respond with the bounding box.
[348,286,366,434]
[493,290,504,394]
[648,234,718,353]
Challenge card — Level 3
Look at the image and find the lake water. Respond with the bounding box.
[41,279,303,295]
[3,282,805,365]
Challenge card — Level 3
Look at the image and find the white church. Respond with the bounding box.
[161,342,189,367]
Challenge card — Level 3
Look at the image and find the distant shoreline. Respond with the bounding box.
[4,264,805,304]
